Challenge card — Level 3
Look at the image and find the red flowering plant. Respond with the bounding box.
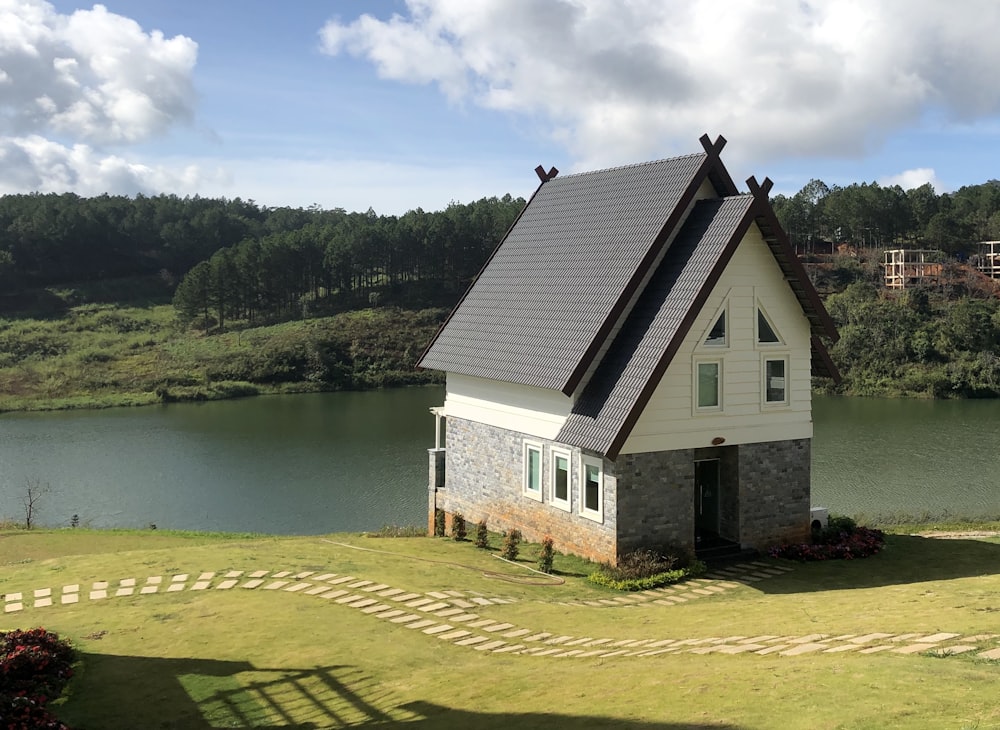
[769,516,886,562]
[0,628,75,730]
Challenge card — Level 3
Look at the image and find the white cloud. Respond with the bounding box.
[879,167,942,192]
[0,0,198,196]
[320,0,1000,171]
[0,135,225,197]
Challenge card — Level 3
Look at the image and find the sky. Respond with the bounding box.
[4,1,1000,214]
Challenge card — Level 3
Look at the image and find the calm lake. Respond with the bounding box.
[0,388,998,532]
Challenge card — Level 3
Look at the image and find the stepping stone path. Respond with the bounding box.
[3,561,998,663]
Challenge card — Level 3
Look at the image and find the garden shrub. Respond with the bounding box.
[500,529,522,561]
[451,512,467,541]
[474,520,489,549]
[0,627,75,730]
[538,536,555,574]
[770,518,885,562]
[586,548,706,591]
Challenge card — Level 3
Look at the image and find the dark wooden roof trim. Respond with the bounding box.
[746,176,839,342]
[811,335,842,383]
[604,203,758,460]
[560,139,732,396]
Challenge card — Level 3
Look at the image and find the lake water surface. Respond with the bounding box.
[0,389,998,532]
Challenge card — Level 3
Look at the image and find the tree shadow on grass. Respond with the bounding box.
[59,653,744,729]
[757,535,1000,594]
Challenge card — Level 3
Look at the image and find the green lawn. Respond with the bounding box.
[2,529,998,729]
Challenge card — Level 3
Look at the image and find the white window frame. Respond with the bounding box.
[755,303,784,347]
[550,447,572,511]
[701,301,729,348]
[579,454,604,523]
[694,358,723,413]
[523,441,543,501]
[762,355,790,407]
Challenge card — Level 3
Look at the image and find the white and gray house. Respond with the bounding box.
[419,136,839,563]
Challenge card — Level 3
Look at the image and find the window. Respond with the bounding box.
[551,449,571,510]
[757,308,781,344]
[764,357,788,405]
[580,455,603,521]
[704,310,727,346]
[523,442,542,500]
[696,360,722,410]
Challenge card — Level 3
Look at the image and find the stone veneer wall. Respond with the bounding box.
[737,438,811,547]
[439,416,617,562]
[615,449,695,554]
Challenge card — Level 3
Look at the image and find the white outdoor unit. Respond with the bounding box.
[810,507,829,531]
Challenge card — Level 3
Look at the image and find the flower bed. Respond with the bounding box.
[769,525,886,562]
[1,628,75,730]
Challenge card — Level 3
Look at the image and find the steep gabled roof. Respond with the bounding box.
[418,136,736,394]
[557,195,756,458]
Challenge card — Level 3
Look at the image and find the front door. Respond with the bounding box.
[695,459,720,539]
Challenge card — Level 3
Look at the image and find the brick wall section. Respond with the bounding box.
[616,450,695,555]
[440,416,617,562]
[737,438,812,547]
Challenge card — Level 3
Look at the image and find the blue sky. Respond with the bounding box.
[5,1,1000,213]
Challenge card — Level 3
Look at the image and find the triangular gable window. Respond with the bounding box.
[704,311,727,346]
[757,308,781,344]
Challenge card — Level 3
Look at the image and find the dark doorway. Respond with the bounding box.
[695,458,720,541]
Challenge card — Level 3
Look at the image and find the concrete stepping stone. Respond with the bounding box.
[247,571,269,579]
[849,633,895,644]
[544,635,574,645]
[789,634,829,644]
[63,584,80,593]
[523,632,552,642]
[312,573,336,582]
[120,579,136,587]
[436,629,471,641]
[241,580,266,589]
[470,597,494,606]
[528,647,564,656]
[417,602,449,612]
[90,590,108,599]
[455,636,490,646]
[320,590,348,600]
[446,613,479,623]
[577,649,609,657]
[35,588,52,598]
[780,643,827,656]
[598,650,630,658]
[271,571,291,578]
[172,575,188,583]
[584,638,613,647]
[965,634,999,642]
[434,608,465,617]
[404,598,434,608]
[376,610,405,620]
[4,603,23,613]
[555,649,585,657]
[61,593,79,604]
[389,613,423,624]
[858,645,894,654]
[465,618,498,629]
[294,571,315,579]
[377,588,404,597]
[426,591,451,599]
[755,645,791,655]
[977,647,1000,659]
[933,645,978,655]
[216,580,239,590]
[140,585,158,594]
[328,576,355,585]
[35,598,53,607]
[492,644,525,654]
[347,580,373,589]
[717,644,768,654]
[443,590,465,597]
[362,584,390,592]
[893,643,938,654]
[334,594,364,604]
[475,640,507,652]
[449,599,475,608]
[303,584,330,595]
[483,623,514,633]
[404,619,436,630]
[502,628,532,638]
[564,637,594,646]
[886,633,923,643]
[224,571,243,579]
[391,593,421,602]
[823,645,860,653]
[347,598,377,609]
[262,581,288,590]
[423,624,456,635]
[190,582,210,591]
[361,603,394,615]
[166,584,185,593]
[116,587,135,596]
[282,582,311,592]
[916,633,960,643]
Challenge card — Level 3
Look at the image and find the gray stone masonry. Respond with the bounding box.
[441,417,617,562]
[738,439,811,547]
[616,450,695,555]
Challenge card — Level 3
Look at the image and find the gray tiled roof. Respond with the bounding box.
[557,195,755,457]
[418,153,710,392]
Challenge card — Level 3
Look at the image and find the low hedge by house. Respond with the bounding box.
[587,548,706,591]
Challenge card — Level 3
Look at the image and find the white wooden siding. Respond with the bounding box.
[620,224,813,454]
[444,373,572,440]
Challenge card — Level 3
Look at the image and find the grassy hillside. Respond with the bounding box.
[0,302,446,413]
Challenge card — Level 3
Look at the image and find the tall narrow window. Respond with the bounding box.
[696,361,721,409]
[580,456,603,521]
[551,449,570,510]
[704,311,726,346]
[524,442,542,500]
[764,357,788,404]
[757,308,781,344]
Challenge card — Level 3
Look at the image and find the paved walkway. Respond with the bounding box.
[3,561,999,661]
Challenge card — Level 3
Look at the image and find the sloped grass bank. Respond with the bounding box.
[0,304,445,412]
[1,529,999,729]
